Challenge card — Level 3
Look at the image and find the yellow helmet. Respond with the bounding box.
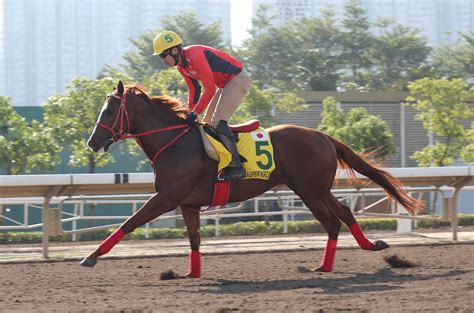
[153,31,183,56]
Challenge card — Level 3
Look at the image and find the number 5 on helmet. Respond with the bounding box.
[152,30,183,56]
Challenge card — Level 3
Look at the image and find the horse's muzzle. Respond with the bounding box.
[88,138,114,153]
[87,139,101,152]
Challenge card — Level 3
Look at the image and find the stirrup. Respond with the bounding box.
[217,166,246,181]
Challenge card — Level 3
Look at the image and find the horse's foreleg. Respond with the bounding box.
[80,193,175,267]
[182,207,201,278]
[327,195,389,251]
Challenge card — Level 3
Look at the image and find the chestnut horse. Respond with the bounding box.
[81,81,422,277]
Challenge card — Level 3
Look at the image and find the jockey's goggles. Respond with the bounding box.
[159,48,173,59]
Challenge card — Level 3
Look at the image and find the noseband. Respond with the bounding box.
[95,90,191,165]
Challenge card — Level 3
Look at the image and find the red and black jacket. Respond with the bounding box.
[177,45,243,114]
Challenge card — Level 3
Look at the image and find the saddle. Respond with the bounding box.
[199,119,260,162]
[229,119,261,133]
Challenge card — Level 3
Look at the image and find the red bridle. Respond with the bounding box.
[96,92,131,141]
[95,91,191,165]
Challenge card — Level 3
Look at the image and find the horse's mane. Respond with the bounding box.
[125,85,188,117]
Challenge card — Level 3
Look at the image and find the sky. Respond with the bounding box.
[230,0,253,47]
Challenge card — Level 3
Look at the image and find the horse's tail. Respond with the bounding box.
[328,136,423,215]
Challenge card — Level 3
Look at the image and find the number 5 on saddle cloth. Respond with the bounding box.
[199,122,276,180]
[198,120,276,209]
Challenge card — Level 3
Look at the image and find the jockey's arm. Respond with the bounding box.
[188,51,217,115]
[179,68,201,111]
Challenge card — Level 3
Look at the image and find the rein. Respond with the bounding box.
[96,91,191,165]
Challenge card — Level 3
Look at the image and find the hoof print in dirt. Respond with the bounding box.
[160,269,181,280]
[384,254,417,268]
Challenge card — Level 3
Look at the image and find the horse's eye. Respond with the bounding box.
[104,108,113,116]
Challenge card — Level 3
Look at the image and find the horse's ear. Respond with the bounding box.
[117,80,124,96]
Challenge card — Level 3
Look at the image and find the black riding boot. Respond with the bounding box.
[216,120,246,180]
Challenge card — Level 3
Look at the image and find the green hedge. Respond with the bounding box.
[1,214,473,244]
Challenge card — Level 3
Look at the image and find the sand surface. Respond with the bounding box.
[1,243,473,312]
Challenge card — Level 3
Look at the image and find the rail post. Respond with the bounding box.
[396,204,412,234]
[41,186,62,258]
[446,177,471,241]
[215,217,220,237]
[42,197,53,258]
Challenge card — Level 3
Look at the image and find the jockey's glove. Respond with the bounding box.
[184,112,198,125]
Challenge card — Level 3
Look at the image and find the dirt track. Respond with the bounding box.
[1,243,473,312]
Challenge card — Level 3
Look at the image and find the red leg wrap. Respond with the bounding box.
[319,239,337,272]
[348,222,375,250]
[99,228,125,255]
[187,251,201,278]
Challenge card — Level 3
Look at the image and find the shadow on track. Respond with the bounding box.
[192,269,467,295]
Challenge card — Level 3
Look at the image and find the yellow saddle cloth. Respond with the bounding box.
[199,126,276,180]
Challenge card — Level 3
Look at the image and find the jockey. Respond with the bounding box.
[153,30,251,181]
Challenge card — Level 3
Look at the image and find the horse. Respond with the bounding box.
[81,80,422,278]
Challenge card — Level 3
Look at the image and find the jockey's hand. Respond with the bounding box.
[186,104,196,112]
[184,112,198,125]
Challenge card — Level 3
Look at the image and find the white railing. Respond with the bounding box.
[1,166,473,258]
[1,186,470,238]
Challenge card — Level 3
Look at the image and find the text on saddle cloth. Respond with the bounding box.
[199,126,276,180]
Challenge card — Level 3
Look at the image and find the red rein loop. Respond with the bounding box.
[95,91,191,164]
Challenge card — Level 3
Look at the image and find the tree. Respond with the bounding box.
[461,122,474,164]
[110,29,165,82]
[0,97,61,174]
[431,33,474,80]
[339,0,374,88]
[368,21,432,90]
[242,7,342,91]
[241,21,299,89]
[243,1,435,92]
[161,12,225,48]
[43,77,134,173]
[318,97,394,157]
[293,10,343,90]
[248,4,275,39]
[232,86,306,126]
[106,12,226,82]
[406,78,474,166]
[142,68,188,100]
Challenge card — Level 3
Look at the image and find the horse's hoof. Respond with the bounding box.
[310,266,331,273]
[80,257,97,267]
[372,240,390,251]
[186,274,200,279]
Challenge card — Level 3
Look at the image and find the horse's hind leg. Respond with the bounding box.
[327,194,389,251]
[296,191,341,272]
[182,207,201,278]
[80,193,175,267]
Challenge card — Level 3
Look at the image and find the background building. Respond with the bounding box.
[1,0,231,106]
[254,0,474,47]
